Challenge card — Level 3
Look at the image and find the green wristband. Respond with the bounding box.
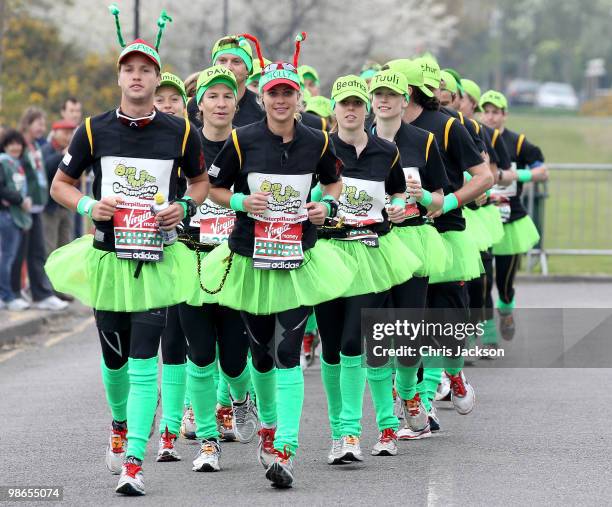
[417,189,433,207]
[176,201,188,218]
[442,193,459,214]
[517,169,533,183]
[485,189,491,197]
[321,201,331,216]
[229,192,246,212]
[76,196,97,218]
[310,184,323,202]
[391,197,405,207]
[463,171,472,182]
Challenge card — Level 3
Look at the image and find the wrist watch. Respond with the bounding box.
[175,197,198,218]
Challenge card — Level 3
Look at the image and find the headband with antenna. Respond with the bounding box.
[239,32,307,71]
[108,4,172,52]
[293,32,306,68]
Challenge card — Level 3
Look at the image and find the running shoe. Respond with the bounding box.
[327,438,345,465]
[303,332,317,367]
[397,423,432,440]
[265,447,294,488]
[192,439,221,472]
[180,406,197,440]
[428,405,441,432]
[156,426,181,462]
[393,387,404,420]
[371,428,398,456]
[105,420,127,475]
[448,371,476,415]
[115,456,144,496]
[435,372,451,401]
[216,405,236,441]
[33,295,68,311]
[7,298,30,311]
[257,427,277,469]
[232,394,259,443]
[339,435,364,462]
[498,310,516,341]
[402,393,428,432]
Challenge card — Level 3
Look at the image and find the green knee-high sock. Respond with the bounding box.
[159,363,186,435]
[126,357,159,460]
[275,366,304,455]
[220,364,251,403]
[187,360,219,440]
[100,359,129,422]
[216,370,232,407]
[250,366,277,427]
[184,376,191,408]
[367,366,399,432]
[481,318,498,345]
[247,354,256,401]
[417,367,443,411]
[395,365,419,402]
[320,355,342,439]
[339,353,366,437]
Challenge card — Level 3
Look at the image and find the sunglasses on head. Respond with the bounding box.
[116,108,156,128]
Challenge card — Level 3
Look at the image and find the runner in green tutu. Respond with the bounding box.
[480,90,549,340]
[44,6,208,496]
[201,33,356,488]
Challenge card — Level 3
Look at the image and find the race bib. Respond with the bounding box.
[336,228,379,247]
[101,156,173,201]
[113,201,163,262]
[247,173,311,223]
[402,167,421,219]
[491,163,518,198]
[190,199,236,245]
[339,176,386,227]
[253,221,304,270]
[498,203,511,223]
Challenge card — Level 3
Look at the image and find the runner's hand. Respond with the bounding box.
[387,205,405,224]
[91,196,121,221]
[156,202,184,230]
[406,177,423,200]
[243,192,270,214]
[21,197,32,212]
[426,209,443,219]
[475,193,488,207]
[306,201,327,225]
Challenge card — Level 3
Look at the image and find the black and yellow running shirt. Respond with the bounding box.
[327,131,405,238]
[441,107,485,153]
[501,128,545,223]
[188,88,265,129]
[411,108,484,232]
[209,118,342,257]
[483,124,511,170]
[373,121,449,227]
[301,111,328,131]
[59,109,204,250]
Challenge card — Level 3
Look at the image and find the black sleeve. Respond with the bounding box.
[385,148,406,195]
[422,135,449,191]
[518,137,545,167]
[181,123,205,179]
[463,117,485,153]
[187,97,203,129]
[58,124,94,179]
[0,165,23,205]
[480,126,499,165]
[447,121,484,172]
[209,133,241,189]
[317,135,343,185]
[492,131,512,170]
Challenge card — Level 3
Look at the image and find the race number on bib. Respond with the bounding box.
[253,221,304,270]
[113,201,163,262]
[339,176,386,227]
[402,167,421,219]
[336,228,379,247]
[247,173,311,223]
[190,199,236,245]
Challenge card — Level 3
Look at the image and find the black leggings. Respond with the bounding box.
[495,254,520,305]
[467,250,494,322]
[315,291,389,365]
[160,305,187,365]
[179,303,249,377]
[95,308,168,369]
[241,307,310,372]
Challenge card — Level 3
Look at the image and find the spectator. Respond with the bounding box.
[60,97,83,125]
[12,107,67,311]
[41,120,76,302]
[0,130,32,311]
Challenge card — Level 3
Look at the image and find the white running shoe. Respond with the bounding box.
[180,406,197,440]
[393,387,404,420]
[232,394,259,443]
[340,435,364,462]
[115,456,145,496]
[428,405,441,432]
[33,295,68,311]
[327,438,345,465]
[434,372,451,401]
[371,428,398,456]
[397,424,432,440]
[105,422,127,475]
[156,427,181,462]
[447,371,476,415]
[402,393,429,432]
[265,450,294,488]
[216,405,236,441]
[192,439,221,472]
[257,427,277,469]
[7,298,30,311]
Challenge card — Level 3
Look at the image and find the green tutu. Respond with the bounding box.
[200,241,358,315]
[463,207,492,252]
[492,215,540,256]
[478,204,504,246]
[44,235,194,312]
[429,230,484,284]
[182,249,218,306]
[326,232,422,298]
[391,224,451,278]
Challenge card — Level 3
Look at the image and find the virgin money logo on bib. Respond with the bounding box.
[339,177,386,226]
[247,172,311,223]
[101,156,173,202]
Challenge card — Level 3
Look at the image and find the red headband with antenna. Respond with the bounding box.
[293,32,307,68]
[239,33,265,70]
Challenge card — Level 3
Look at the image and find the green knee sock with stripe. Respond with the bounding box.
[417,367,443,411]
[216,364,232,407]
[339,353,366,437]
[274,366,304,455]
[126,356,159,460]
[367,366,399,432]
[320,355,342,439]
[395,365,419,401]
[159,363,186,435]
[220,363,251,403]
[187,360,219,440]
[100,359,129,422]
[250,366,277,427]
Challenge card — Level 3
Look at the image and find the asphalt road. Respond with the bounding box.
[1,281,611,506]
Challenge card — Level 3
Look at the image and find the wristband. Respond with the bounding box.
[417,189,433,207]
[321,201,331,216]
[229,192,246,212]
[310,184,323,202]
[442,193,459,214]
[517,169,533,183]
[176,201,188,218]
[77,196,97,218]
[391,197,405,208]
[485,189,491,197]
[322,195,338,218]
